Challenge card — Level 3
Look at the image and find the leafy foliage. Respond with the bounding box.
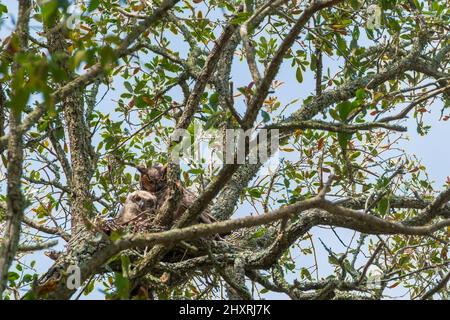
[0,0,449,300]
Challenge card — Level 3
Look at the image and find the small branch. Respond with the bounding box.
[23,176,70,193]
[115,6,148,19]
[224,92,244,127]
[315,47,323,96]
[407,187,450,226]
[425,188,450,215]
[173,18,238,131]
[140,43,195,72]
[364,166,404,213]
[239,4,262,85]
[357,243,383,285]
[22,216,70,242]
[17,240,58,253]
[47,125,72,184]
[317,199,450,236]
[378,84,450,123]
[318,174,336,198]
[268,120,407,134]
[26,32,48,48]
[421,271,450,300]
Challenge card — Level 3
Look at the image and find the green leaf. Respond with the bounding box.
[261,110,270,123]
[8,272,20,281]
[356,88,366,100]
[99,45,116,66]
[73,50,87,69]
[251,228,267,239]
[337,101,354,121]
[338,132,352,150]
[248,188,262,198]
[329,109,340,121]
[296,67,303,83]
[124,81,133,93]
[114,272,130,300]
[328,255,339,265]
[350,0,361,9]
[377,197,390,216]
[300,268,312,280]
[41,0,59,25]
[109,230,122,241]
[230,12,252,25]
[336,36,347,55]
[209,93,219,106]
[0,3,8,15]
[23,274,33,283]
[88,0,100,12]
[83,280,95,295]
[188,168,204,175]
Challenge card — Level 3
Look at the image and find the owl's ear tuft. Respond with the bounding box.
[136,165,147,174]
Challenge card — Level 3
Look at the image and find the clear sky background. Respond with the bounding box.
[0,1,449,299]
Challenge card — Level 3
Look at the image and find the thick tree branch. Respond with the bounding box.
[17,240,58,253]
[0,0,31,297]
[268,120,407,134]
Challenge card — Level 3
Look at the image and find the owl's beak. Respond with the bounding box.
[136,165,146,174]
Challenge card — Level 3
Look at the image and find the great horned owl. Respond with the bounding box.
[136,164,216,225]
[136,164,167,193]
[116,190,157,225]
